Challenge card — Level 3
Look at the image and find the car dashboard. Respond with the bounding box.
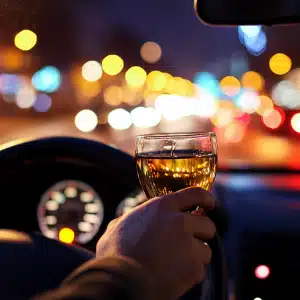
[0,155,144,252]
[1,138,300,300]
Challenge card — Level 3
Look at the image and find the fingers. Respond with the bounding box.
[184,214,216,240]
[165,187,216,212]
[192,239,212,281]
[196,240,212,265]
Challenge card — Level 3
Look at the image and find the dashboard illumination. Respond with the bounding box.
[38,180,104,244]
[59,228,75,244]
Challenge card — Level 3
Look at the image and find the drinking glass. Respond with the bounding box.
[135,132,218,200]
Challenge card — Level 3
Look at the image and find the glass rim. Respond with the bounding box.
[136,132,216,139]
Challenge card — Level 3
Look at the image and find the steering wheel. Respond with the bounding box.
[0,137,226,300]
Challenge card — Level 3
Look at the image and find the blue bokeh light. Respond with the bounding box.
[244,30,267,56]
[32,66,61,93]
[230,54,249,78]
[193,72,220,97]
[238,25,262,39]
[238,26,267,56]
[0,74,21,95]
[33,93,52,112]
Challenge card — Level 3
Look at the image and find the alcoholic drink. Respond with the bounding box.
[136,152,217,199]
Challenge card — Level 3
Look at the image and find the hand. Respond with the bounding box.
[96,187,216,300]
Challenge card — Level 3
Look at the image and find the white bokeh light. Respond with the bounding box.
[82,61,103,82]
[108,108,132,130]
[236,90,260,114]
[15,84,36,109]
[155,94,194,120]
[131,107,161,128]
[193,89,218,117]
[75,109,98,132]
[271,80,300,109]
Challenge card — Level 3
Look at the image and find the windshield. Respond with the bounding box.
[1,0,299,169]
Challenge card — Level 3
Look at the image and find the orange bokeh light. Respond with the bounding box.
[241,71,264,92]
[220,76,241,96]
[262,107,285,129]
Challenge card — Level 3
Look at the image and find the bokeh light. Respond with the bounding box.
[108,108,132,130]
[3,48,24,70]
[170,77,189,96]
[82,61,102,82]
[235,89,260,114]
[0,74,21,95]
[291,113,300,133]
[123,87,142,106]
[14,29,37,51]
[194,72,220,97]
[255,136,290,162]
[269,53,292,75]
[140,42,162,64]
[102,55,124,76]
[262,107,285,129]
[211,107,234,128]
[33,94,52,112]
[130,107,161,128]
[15,85,36,109]
[32,66,61,93]
[194,89,218,117]
[239,28,267,56]
[125,66,147,88]
[155,94,192,120]
[238,25,262,38]
[257,95,274,116]
[241,71,264,91]
[255,265,270,279]
[219,76,241,97]
[76,80,101,99]
[164,73,175,94]
[230,53,249,78]
[75,110,98,132]
[58,228,75,244]
[146,71,166,91]
[104,85,123,106]
[224,123,245,143]
[285,68,300,89]
[271,80,300,109]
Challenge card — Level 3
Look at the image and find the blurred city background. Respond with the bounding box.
[1,0,300,168]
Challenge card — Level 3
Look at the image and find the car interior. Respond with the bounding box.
[0,0,300,299]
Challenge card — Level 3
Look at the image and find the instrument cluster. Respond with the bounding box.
[37,180,147,245]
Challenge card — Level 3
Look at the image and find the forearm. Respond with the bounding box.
[32,256,157,300]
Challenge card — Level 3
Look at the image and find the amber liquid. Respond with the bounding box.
[136,152,217,199]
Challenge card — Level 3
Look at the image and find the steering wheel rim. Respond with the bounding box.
[0,137,225,300]
[0,137,138,184]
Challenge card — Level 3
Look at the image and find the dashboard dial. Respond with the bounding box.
[38,180,104,244]
[116,189,147,217]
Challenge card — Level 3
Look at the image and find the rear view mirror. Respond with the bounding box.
[194,0,300,25]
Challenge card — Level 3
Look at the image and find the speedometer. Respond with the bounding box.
[38,180,104,244]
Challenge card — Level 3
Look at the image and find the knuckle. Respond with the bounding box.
[107,219,118,229]
[152,195,172,210]
[185,187,215,208]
